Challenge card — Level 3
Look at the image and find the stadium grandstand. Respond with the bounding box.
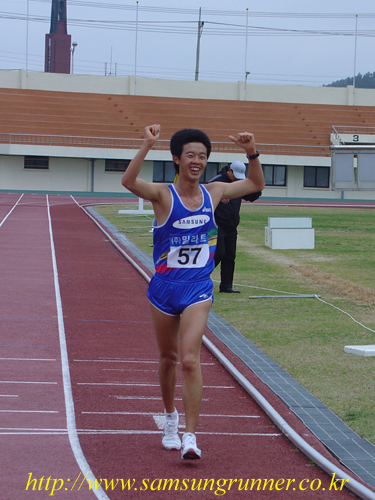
[0,68,374,200]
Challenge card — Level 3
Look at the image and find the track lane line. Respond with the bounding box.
[0,193,23,228]
[77,382,235,389]
[46,195,110,500]
[0,380,57,385]
[0,410,59,414]
[82,411,260,418]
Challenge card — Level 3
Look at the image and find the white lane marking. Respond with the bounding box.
[0,358,56,362]
[0,193,23,228]
[74,359,158,364]
[110,396,207,402]
[0,428,280,437]
[48,195,109,500]
[111,395,167,400]
[82,411,260,419]
[74,359,215,366]
[0,381,57,385]
[198,431,281,437]
[0,427,67,434]
[74,430,281,437]
[0,395,18,397]
[78,382,235,389]
[0,410,59,413]
[78,382,160,387]
[0,431,69,435]
[102,369,158,373]
[0,427,66,431]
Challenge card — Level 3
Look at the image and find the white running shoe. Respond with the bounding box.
[181,432,201,459]
[162,412,181,451]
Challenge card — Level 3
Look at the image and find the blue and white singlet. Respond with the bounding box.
[152,184,217,283]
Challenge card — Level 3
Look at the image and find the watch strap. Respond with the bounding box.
[246,150,260,160]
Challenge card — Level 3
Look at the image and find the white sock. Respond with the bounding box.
[165,408,178,421]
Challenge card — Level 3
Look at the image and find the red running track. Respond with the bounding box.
[0,193,364,499]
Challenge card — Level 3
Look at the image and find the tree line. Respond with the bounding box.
[324,71,375,89]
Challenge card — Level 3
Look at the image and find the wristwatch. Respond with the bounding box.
[246,150,260,160]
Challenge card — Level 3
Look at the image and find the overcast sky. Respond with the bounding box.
[1,0,375,86]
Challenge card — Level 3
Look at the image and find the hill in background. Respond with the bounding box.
[324,71,375,89]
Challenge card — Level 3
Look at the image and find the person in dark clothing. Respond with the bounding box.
[207,161,262,293]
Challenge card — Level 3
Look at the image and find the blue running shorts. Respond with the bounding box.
[147,275,214,316]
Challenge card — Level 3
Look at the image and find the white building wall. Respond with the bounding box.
[2,69,375,106]
[0,155,90,192]
[1,152,375,200]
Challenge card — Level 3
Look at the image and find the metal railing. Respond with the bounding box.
[0,133,145,150]
[0,133,331,157]
[332,125,375,136]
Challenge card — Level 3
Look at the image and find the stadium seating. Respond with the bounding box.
[0,87,373,150]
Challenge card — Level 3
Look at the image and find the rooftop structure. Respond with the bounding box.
[45,0,72,74]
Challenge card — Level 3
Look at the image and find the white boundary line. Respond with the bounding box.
[76,430,280,437]
[82,411,260,418]
[0,380,57,385]
[0,410,58,414]
[77,382,235,389]
[0,193,23,228]
[47,195,110,500]
[0,358,56,362]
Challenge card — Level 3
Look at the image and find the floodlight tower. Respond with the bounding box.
[45,0,72,73]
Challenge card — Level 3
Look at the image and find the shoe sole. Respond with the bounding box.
[182,448,201,460]
[163,444,181,451]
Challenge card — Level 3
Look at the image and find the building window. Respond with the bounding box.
[304,166,330,188]
[153,161,176,183]
[105,159,130,172]
[263,165,286,186]
[200,162,220,183]
[24,156,49,170]
[153,161,220,183]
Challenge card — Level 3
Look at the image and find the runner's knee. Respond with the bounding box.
[181,353,200,375]
[160,353,178,372]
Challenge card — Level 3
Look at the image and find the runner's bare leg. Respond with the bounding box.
[150,304,180,413]
[179,300,212,434]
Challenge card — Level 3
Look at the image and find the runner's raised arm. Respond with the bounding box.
[121,124,162,202]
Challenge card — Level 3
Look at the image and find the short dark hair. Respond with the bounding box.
[170,128,211,173]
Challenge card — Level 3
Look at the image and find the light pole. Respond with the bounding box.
[244,8,249,100]
[134,0,139,94]
[353,14,358,105]
[26,0,29,86]
[71,42,77,74]
[195,7,204,81]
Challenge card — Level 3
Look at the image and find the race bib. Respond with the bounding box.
[167,233,209,268]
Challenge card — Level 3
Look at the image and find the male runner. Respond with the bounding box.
[122,124,264,459]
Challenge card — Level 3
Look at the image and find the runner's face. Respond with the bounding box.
[174,142,208,179]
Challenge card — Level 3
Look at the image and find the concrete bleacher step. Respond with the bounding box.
[1,87,374,148]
